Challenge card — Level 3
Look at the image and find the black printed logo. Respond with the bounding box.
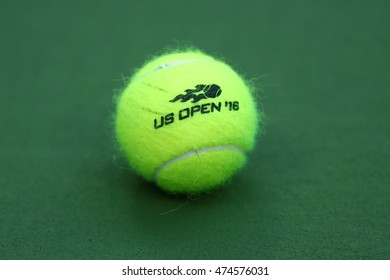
[153,83,239,130]
[170,84,222,103]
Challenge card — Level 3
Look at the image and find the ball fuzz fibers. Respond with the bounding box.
[115,49,260,194]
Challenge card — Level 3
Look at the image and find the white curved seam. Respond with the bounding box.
[153,145,245,182]
[137,59,209,80]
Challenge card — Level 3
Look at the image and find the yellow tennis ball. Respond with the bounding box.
[115,49,260,194]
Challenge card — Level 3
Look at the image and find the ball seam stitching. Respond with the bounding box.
[136,59,209,80]
[153,145,245,182]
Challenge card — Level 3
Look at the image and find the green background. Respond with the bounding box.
[1,0,389,259]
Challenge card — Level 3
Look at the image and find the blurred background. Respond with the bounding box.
[0,0,389,259]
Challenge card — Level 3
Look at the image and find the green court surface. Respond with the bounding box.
[0,0,389,259]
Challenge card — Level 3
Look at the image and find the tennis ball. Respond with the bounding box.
[115,49,260,194]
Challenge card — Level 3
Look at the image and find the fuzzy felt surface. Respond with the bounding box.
[115,50,259,192]
[156,146,247,193]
